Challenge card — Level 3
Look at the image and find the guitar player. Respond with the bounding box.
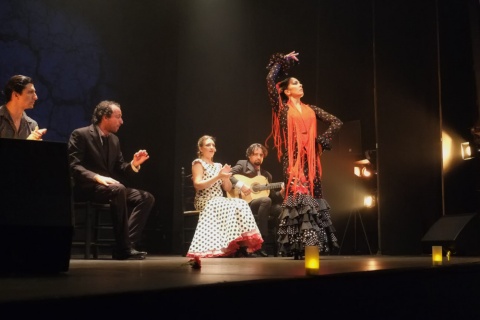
[230,143,284,257]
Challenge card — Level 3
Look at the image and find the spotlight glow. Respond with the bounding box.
[364,195,375,208]
[442,131,453,169]
[354,166,361,177]
[362,167,372,178]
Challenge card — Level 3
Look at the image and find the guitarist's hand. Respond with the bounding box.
[241,185,252,196]
[279,184,285,198]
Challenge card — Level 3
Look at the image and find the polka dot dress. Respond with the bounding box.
[186,159,263,258]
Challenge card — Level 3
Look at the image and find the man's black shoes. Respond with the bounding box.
[113,248,147,260]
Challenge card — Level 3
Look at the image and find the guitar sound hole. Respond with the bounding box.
[251,184,261,193]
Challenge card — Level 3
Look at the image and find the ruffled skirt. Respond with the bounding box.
[277,193,338,256]
[186,196,263,258]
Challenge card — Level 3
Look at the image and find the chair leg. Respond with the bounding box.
[84,203,93,259]
[92,208,100,259]
[91,203,114,259]
[273,227,279,257]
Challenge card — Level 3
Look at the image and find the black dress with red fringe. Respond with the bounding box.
[265,53,343,258]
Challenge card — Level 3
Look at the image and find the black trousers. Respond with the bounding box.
[77,183,155,252]
[249,197,272,239]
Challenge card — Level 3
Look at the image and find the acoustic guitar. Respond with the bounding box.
[226,174,284,203]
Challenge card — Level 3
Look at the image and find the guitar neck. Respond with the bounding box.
[254,182,284,192]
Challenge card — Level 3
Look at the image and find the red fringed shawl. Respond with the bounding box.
[269,96,322,197]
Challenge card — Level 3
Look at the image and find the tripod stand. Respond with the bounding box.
[338,209,372,255]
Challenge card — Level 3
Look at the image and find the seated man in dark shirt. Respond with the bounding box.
[230,143,284,257]
[0,75,47,140]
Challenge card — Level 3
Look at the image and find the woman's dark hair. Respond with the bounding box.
[246,143,268,158]
[92,100,120,125]
[277,77,292,102]
[2,75,33,102]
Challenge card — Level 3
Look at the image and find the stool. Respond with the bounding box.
[182,210,200,256]
[181,167,201,256]
[72,201,115,259]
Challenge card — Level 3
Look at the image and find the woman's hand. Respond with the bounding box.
[219,164,233,191]
[284,51,299,62]
[317,143,323,157]
[218,164,232,179]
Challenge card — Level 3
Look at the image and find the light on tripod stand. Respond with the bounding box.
[338,158,376,255]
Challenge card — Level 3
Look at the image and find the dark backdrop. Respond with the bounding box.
[0,0,478,255]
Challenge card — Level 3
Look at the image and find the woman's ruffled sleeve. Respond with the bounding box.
[266,53,298,113]
[312,105,343,151]
[266,53,297,75]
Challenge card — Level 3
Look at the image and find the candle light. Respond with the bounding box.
[432,246,443,265]
[305,245,320,275]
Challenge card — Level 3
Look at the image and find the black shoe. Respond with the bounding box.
[234,247,244,257]
[294,250,300,260]
[255,250,268,257]
[235,246,256,258]
[293,249,304,260]
[113,248,147,260]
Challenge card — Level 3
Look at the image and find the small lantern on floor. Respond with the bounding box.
[432,246,443,265]
[305,245,320,275]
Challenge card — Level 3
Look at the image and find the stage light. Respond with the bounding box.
[304,245,319,275]
[461,142,473,160]
[354,159,375,178]
[364,195,376,208]
[461,140,480,160]
[354,166,361,177]
[362,167,372,178]
[345,151,377,255]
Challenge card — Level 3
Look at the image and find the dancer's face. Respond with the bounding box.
[284,77,304,99]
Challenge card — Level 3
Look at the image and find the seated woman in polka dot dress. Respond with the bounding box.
[186,135,263,258]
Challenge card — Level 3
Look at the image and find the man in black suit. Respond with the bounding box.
[68,100,155,260]
[230,143,284,257]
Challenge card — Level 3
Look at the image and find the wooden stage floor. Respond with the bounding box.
[2,254,480,318]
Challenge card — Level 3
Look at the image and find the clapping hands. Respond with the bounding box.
[27,126,47,141]
[219,164,232,179]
